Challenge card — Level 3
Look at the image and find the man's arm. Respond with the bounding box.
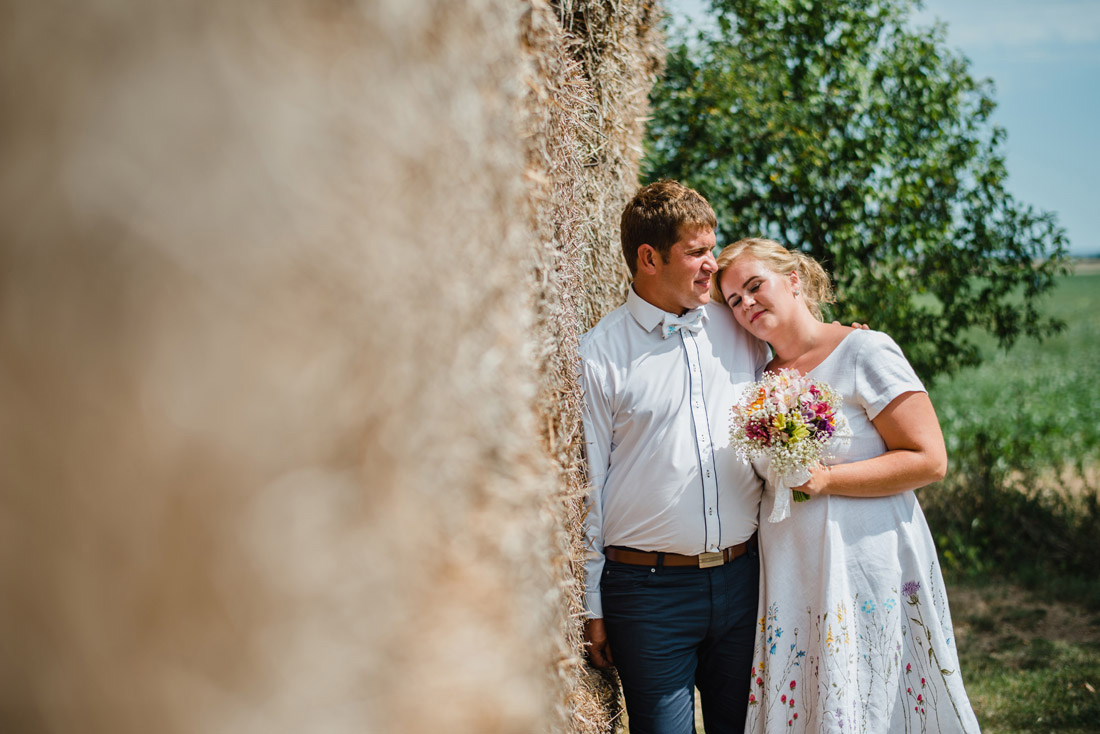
[578,353,614,668]
[583,618,614,669]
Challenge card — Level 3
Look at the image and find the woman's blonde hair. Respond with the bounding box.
[710,237,835,321]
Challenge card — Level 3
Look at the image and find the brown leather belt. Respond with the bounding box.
[605,533,757,569]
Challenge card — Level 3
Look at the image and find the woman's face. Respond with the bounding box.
[717,256,800,338]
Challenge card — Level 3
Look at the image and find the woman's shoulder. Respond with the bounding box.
[823,322,856,348]
[817,328,911,380]
[817,323,862,362]
[848,328,906,359]
[848,329,925,396]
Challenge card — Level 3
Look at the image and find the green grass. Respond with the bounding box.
[922,262,1100,732]
[922,266,1100,590]
[950,579,1100,734]
[963,644,1100,733]
[930,267,1100,479]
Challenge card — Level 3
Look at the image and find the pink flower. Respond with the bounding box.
[749,693,756,703]
[793,713,798,720]
[917,694,923,703]
[906,663,912,673]
[756,677,763,686]
[790,680,796,690]
[789,698,795,707]
[921,677,926,686]
[781,694,787,704]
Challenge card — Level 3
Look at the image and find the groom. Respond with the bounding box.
[579,180,768,734]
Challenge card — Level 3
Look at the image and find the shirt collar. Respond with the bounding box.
[626,285,709,335]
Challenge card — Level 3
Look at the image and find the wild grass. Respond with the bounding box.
[922,260,1100,732]
[948,580,1100,733]
[924,265,1100,590]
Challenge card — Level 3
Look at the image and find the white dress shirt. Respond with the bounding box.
[579,287,769,617]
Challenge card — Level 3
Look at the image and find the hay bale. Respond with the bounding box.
[0,1,557,731]
[556,0,666,331]
[521,2,664,732]
[0,0,664,732]
[521,5,621,732]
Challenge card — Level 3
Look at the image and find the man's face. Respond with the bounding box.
[649,227,718,315]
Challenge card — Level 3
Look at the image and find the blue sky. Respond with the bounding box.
[665,0,1100,256]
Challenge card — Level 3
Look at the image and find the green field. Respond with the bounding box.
[924,260,1100,733]
[931,262,1100,495]
[924,262,1100,584]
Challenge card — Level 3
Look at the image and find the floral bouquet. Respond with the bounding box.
[730,369,847,522]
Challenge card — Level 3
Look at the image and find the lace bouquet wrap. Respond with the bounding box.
[730,369,848,522]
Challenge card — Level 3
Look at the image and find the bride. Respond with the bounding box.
[713,238,981,733]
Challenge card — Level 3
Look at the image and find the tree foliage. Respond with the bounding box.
[645,0,1069,381]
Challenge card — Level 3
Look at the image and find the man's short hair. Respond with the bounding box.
[620,180,717,276]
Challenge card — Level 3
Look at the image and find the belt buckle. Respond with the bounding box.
[698,551,723,569]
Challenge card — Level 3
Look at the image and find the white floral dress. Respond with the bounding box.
[746,330,980,734]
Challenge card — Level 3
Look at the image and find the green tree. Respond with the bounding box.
[646,0,1069,381]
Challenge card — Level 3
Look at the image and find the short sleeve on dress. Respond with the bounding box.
[853,331,926,420]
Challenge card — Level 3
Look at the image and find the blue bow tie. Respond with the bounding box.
[661,309,704,339]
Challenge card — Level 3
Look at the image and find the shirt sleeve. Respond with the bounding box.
[853,331,926,420]
[578,351,611,619]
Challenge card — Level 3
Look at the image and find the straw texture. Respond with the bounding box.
[0,1,663,732]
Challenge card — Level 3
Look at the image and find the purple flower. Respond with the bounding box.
[902,581,921,598]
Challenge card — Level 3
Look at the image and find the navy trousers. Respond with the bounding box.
[600,549,759,734]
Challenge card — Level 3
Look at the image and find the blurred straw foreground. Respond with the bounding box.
[0,1,662,732]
